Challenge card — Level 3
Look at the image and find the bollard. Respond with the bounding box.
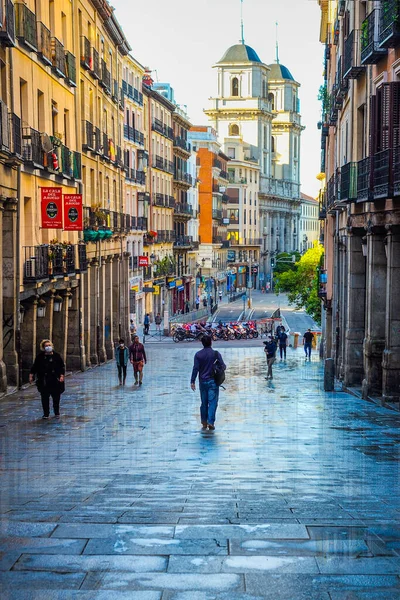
[293,332,300,349]
[324,358,335,392]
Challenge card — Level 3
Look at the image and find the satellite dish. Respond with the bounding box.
[41,133,53,153]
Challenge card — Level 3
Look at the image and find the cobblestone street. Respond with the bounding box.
[1,341,400,599]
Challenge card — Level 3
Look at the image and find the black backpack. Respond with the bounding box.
[212,351,226,387]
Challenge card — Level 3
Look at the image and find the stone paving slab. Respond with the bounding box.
[52,524,175,539]
[13,554,167,572]
[316,556,400,574]
[0,592,162,600]
[0,570,86,591]
[80,572,244,593]
[161,594,268,600]
[0,537,87,554]
[174,524,309,539]
[83,537,228,556]
[229,538,370,556]
[167,554,319,573]
[0,522,56,537]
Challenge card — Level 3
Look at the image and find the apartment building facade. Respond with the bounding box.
[317,0,400,402]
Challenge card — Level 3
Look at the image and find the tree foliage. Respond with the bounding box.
[274,243,324,324]
[273,251,301,275]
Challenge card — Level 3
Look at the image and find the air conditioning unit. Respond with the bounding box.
[25,259,36,278]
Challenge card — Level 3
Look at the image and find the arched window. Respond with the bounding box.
[232,77,239,97]
[229,123,239,136]
[268,93,275,110]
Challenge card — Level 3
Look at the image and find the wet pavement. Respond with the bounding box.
[0,341,400,599]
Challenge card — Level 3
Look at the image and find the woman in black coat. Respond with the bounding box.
[29,339,65,419]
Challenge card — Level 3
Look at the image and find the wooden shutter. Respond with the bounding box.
[0,100,9,150]
[379,83,391,152]
[368,93,377,156]
[390,82,400,150]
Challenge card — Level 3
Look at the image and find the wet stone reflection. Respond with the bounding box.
[0,345,399,599]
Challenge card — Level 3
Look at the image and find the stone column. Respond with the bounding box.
[337,236,348,380]
[382,227,400,401]
[112,256,120,345]
[0,198,6,391]
[66,285,82,371]
[83,267,91,369]
[362,230,387,398]
[89,260,99,365]
[344,232,366,386]
[2,199,18,386]
[53,291,69,365]
[97,257,106,363]
[36,293,53,355]
[20,298,37,382]
[104,256,114,359]
[280,214,286,253]
[122,252,131,341]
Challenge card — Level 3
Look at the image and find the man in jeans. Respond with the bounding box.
[264,336,277,379]
[303,329,314,360]
[191,336,226,431]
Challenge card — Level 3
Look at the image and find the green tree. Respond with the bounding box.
[273,251,301,275]
[274,243,324,324]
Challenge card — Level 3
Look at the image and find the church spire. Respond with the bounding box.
[240,0,245,45]
[275,21,280,63]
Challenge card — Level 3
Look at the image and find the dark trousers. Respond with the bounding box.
[144,323,149,334]
[304,342,312,358]
[41,390,61,417]
[279,345,286,359]
[117,364,127,382]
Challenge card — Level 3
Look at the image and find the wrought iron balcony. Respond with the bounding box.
[81,36,91,69]
[8,112,21,158]
[212,235,223,244]
[373,149,391,200]
[213,158,222,170]
[65,51,76,87]
[0,0,15,47]
[137,216,148,230]
[340,162,357,202]
[343,30,365,79]
[357,157,372,202]
[153,193,166,207]
[174,203,193,218]
[174,170,193,186]
[112,79,119,103]
[152,155,174,174]
[22,126,43,167]
[78,243,88,273]
[152,118,173,139]
[23,245,49,282]
[138,192,150,204]
[361,9,387,64]
[174,235,193,248]
[100,59,111,94]
[91,47,101,80]
[135,170,145,185]
[37,22,51,65]
[51,37,66,77]
[173,136,191,153]
[82,120,94,151]
[379,0,400,48]
[394,145,400,197]
[326,174,336,209]
[15,2,37,50]
[212,209,223,221]
[23,244,76,282]
[220,170,228,180]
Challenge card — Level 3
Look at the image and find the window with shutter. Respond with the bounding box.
[391,82,400,150]
[0,99,9,149]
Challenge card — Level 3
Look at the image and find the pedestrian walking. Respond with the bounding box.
[203,297,207,308]
[196,296,200,310]
[29,339,65,419]
[129,335,147,385]
[263,336,277,379]
[303,329,314,360]
[143,313,150,335]
[116,339,129,385]
[185,300,190,314]
[155,313,162,332]
[191,335,226,431]
[210,296,214,311]
[278,329,288,360]
[218,290,223,302]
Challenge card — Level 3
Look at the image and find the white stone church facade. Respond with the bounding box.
[205,43,303,282]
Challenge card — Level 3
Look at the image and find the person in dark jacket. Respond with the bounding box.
[191,335,226,430]
[129,335,147,385]
[116,339,129,385]
[263,337,277,380]
[278,329,288,360]
[29,339,65,419]
[143,313,150,335]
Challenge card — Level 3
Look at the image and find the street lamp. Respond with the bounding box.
[53,294,63,313]
[37,298,46,318]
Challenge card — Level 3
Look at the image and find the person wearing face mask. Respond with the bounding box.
[116,338,129,385]
[29,339,65,419]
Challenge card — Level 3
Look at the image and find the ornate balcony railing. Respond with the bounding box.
[174,203,193,217]
[51,37,66,77]
[91,47,101,80]
[174,170,193,185]
[379,0,400,48]
[152,118,174,140]
[373,149,391,199]
[23,244,77,282]
[340,162,358,202]
[15,2,37,50]
[37,22,51,65]
[65,51,76,87]
[327,174,336,209]
[101,59,111,93]
[23,245,49,282]
[357,157,372,202]
[343,30,365,79]
[173,136,191,153]
[82,120,94,151]
[174,235,193,248]
[153,155,174,174]
[0,0,15,47]
[22,127,43,167]
[212,209,223,221]
[137,216,148,230]
[78,244,88,272]
[361,9,387,64]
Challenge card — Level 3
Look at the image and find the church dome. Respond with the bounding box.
[268,62,295,81]
[218,43,262,64]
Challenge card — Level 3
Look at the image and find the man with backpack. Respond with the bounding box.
[190,336,226,431]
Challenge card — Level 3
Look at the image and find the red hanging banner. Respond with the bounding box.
[41,187,63,229]
[64,194,83,231]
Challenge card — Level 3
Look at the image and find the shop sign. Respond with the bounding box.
[41,187,63,229]
[153,285,160,295]
[138,255,149,267]
[227,250,236,262]
[153,278,165,286]
[175,279,183,287]
[238,265,247,274]
[63,194,83,231]
[167,279,176,289]
[130,276,143,293]
[177,285,184,291]
[144,287,155,293]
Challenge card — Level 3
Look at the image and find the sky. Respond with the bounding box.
[111,0,323,197]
